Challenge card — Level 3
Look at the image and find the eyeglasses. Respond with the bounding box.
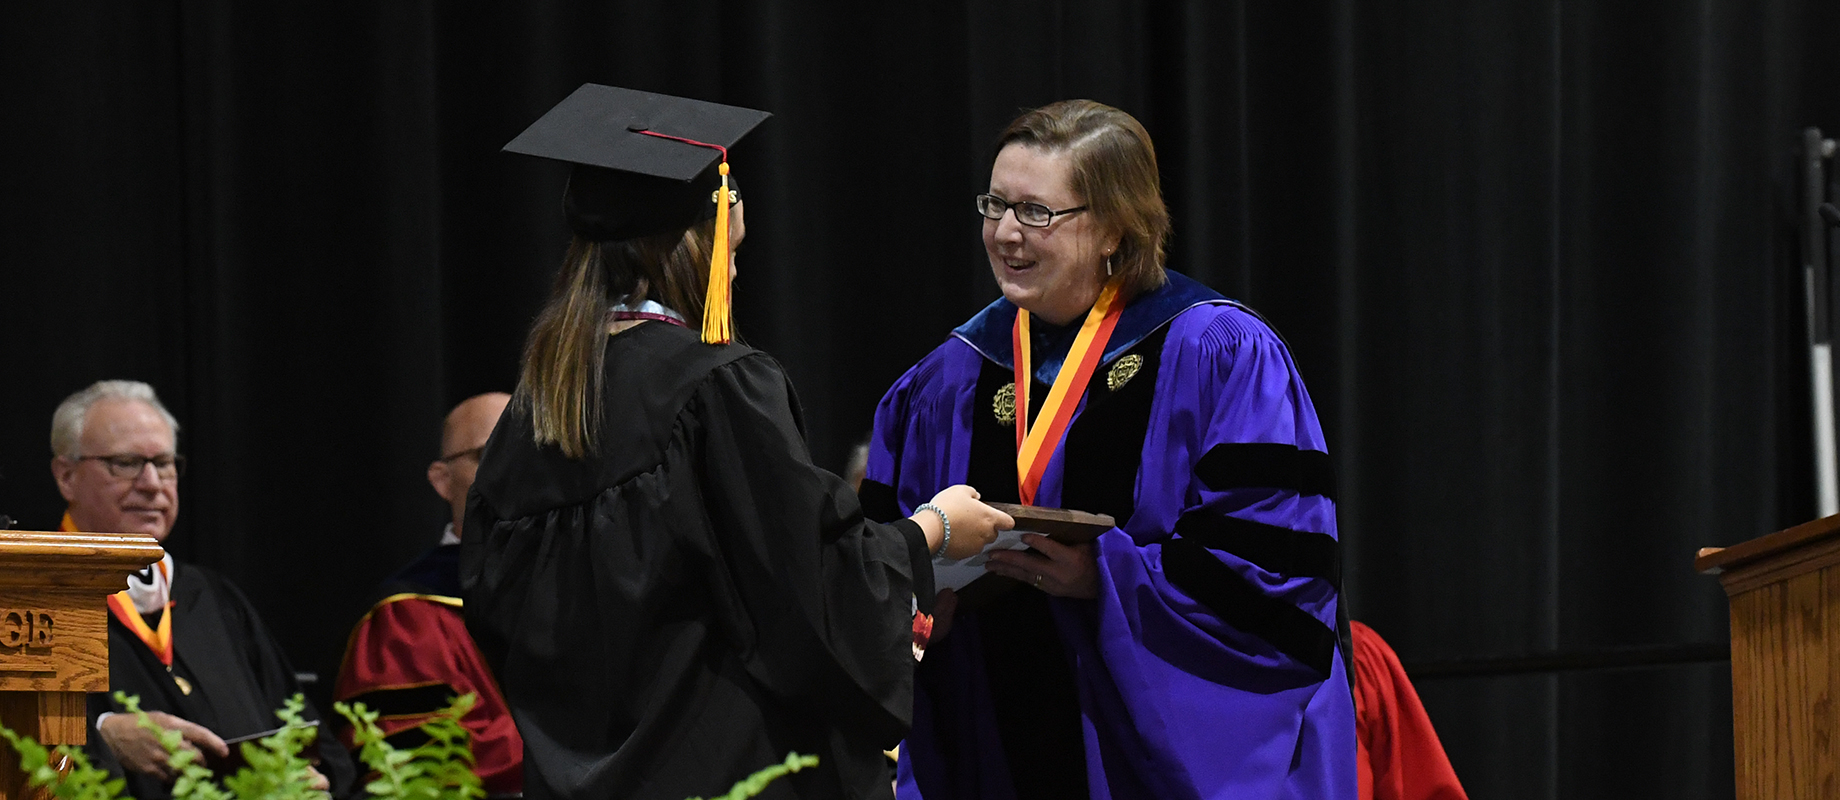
[78,453,185,481]
[439,446,485,463]
[975,193,1088,227]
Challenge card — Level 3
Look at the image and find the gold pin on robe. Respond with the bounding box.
[1107,355,1144,392]
[993,383,1017,426]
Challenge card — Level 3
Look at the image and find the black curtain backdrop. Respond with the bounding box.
[5,3,1838,797]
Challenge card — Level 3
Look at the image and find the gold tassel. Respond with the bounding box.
[702,162,733,344]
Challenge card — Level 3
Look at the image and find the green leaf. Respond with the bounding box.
[688,752,821,800]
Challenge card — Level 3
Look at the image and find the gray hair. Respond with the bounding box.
[50,380,181,459]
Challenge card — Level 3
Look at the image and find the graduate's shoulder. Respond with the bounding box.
[605,321,761,384]
[612,325,787,416]
[472,330,776,519]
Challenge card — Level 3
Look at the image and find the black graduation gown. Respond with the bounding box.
[84,562,359,799]
[461,322,936,800]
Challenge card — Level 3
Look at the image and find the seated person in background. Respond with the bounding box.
[844,437,871,491]
[334,392,522,796]
[51,380,356,798]
[1352,621,1468,800]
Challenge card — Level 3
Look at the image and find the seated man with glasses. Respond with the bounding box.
[50,380,357,799]
[334,392,523,797]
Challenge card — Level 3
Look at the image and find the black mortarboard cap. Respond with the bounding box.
[503,84,771,241]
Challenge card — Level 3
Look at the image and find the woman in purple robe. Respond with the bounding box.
[862,100,1357,799]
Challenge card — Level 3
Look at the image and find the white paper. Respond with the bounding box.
[932,526,1040,591]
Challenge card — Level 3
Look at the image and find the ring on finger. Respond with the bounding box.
[1033,574,1044,589]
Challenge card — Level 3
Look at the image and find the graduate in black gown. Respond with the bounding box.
[460,85,1012,800]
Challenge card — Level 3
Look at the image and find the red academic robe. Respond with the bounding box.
[336,547,523,796]
[1353,621,1468,800]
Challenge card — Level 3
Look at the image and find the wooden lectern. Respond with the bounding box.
[1698,515,1840,799]
[0,530,162,799]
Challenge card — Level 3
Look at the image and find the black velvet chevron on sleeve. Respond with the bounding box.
[1195,442,1337,501]
[1159,537,1338,677]
[1173,510,1341,588]
[342,682,459,719]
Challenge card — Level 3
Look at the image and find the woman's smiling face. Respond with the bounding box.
[982,144,1115,326]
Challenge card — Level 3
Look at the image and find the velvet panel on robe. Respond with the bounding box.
[461,322,936,800]
[863,271,1357,800]
[1352,621,1467,800]
[84,561,359,800]
[334,543,524,797]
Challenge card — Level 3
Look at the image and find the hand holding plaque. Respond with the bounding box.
[935,504,1114,609]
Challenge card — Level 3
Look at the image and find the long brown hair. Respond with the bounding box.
[515,220,717,458]
[996,100,1170,297]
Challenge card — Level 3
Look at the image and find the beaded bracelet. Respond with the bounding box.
[916,502,951,560]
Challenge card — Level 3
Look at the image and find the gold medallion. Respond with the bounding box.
[993,383,1017,426]
[1107,354,1144,392]
[172,673,193,696]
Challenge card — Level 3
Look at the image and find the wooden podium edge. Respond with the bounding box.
[0,531,163,590]
[1695,513,1840,575]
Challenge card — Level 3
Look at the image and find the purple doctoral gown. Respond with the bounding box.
[862,270,1356,800]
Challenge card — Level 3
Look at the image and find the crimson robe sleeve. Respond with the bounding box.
[334,595,524,796]
[1353,621,1469,800]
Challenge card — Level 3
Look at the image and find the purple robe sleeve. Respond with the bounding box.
[863,347,982,523]
[1080,304,1355,799]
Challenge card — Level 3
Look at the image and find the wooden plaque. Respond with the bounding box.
[948,504,1116,611]
[984,503,1115,543]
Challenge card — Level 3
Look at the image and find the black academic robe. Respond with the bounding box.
[462,322,936,800]
[84,561,358,799]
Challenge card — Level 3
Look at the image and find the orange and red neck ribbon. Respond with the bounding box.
[1012,281,1126,505]
[634,129,733,345]
[64,512,176,666]
[107,592,173,667]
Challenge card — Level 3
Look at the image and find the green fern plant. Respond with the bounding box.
[692,751,820,800]
[0,721,126,800]
[3,691,816,800]
[333,692,482,799]
[216,694,326,800]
